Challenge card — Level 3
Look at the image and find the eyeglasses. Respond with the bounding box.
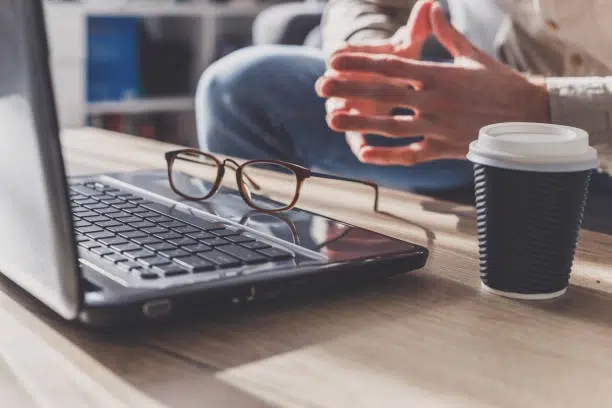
[164,149,380,213]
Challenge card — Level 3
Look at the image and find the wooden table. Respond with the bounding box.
[2,128,612,408]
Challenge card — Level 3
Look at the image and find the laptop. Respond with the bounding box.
[0,0,429,326]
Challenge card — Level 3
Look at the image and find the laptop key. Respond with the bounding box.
[218,245,268,264]
[99,236,128,246]
[120,230,148,239]
[101,198,125,206]
[258,247,294,260]
[95,207,122,215]
[168,237,197,247]
[183,243,212,254]
[131,236,162,246]
[212,228,241,237]
[106,211,132,218]
[137,256,171,268]
[142,226,168,235]
[76,225,103,234]
[154,231,182,241]
[104,253,128,264]
[128,220,155,229]
[113,202,138,210]
[186,231,214,240]
[152,264,190,277]
[158,248,190,259]
[70,185,100,197]
[116,216,142,223]
[143,204,226,231]
[83,203,109,211]
[197,250,241,268]
[96,220,122,228]
[174,256,215,272]
[74,234,89,242]
[111,242,141,253]
[91,181,109,191]
[73,198,98,205]
[200,237,230,247]
[137,210,163,219]
[91,246,114,256]
[240,241,270,250]
[145,242,176,252]
[158,220,186,229]
[225,234,255,244]
[94,194,117,201]
[127,207,150,215]
[172,225,201,234]
[86,231,115,240]
[72,209,94,216]
[148,215,173,223]
[78,240,100,249]
[140,272,160,280]
[107,225,134,234]
[84,215,110,223]
[73,220,92,228]
[124,249,155,260]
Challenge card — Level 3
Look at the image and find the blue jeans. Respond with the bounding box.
[195,45,474,193]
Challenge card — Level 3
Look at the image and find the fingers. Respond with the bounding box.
[332,39,395,56]
[329,112,432,139]
[318,75,429,109]
[329,53,434,85]
[360,139,466,166]
[345,131,368,159]
[430,2,496,67]
[325,97,348,115]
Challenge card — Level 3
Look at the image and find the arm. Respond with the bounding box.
[546,78,612,175]
[320,0,418,58]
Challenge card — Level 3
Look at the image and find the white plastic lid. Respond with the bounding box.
[467,122,598,172]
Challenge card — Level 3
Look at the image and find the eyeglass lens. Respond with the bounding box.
[169,151,219,200]
[239,161,299,210]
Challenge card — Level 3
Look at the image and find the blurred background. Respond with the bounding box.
[44,0,325,146]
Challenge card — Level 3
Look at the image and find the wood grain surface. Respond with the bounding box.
[1,128,611,408]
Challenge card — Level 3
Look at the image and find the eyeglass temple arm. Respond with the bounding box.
[175,156,261,191]
[309,171,380,212]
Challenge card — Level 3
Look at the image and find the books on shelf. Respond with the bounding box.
[87,15,194,104]
[89,111,197,146]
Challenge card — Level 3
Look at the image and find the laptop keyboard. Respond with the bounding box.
[69,181,294,282]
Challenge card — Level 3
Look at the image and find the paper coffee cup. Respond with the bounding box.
[467,122,598,300]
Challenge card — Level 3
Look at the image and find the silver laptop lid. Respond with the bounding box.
[0,0,81,318]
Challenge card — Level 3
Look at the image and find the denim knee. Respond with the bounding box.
[195,45,323,150]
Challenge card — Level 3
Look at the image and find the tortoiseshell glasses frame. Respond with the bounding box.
[164,149,380,213]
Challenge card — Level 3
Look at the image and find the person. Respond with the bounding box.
[195,0,612,194]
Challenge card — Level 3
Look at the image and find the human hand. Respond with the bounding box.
[317,2,551,165]
[323,0,434,156]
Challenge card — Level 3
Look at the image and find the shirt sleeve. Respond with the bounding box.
[546,77,612,175]
[320,0,416,59]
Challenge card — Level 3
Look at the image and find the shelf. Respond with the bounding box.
[87,97,194,115]
[82,1,266,17]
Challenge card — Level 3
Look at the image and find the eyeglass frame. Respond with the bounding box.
[164,149,380,213]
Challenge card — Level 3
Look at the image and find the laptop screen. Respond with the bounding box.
[0,0,81,319]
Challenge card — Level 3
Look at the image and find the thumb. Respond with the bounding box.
[430,2,496,66]
[393,0,433,55]
[398,0,433,45]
